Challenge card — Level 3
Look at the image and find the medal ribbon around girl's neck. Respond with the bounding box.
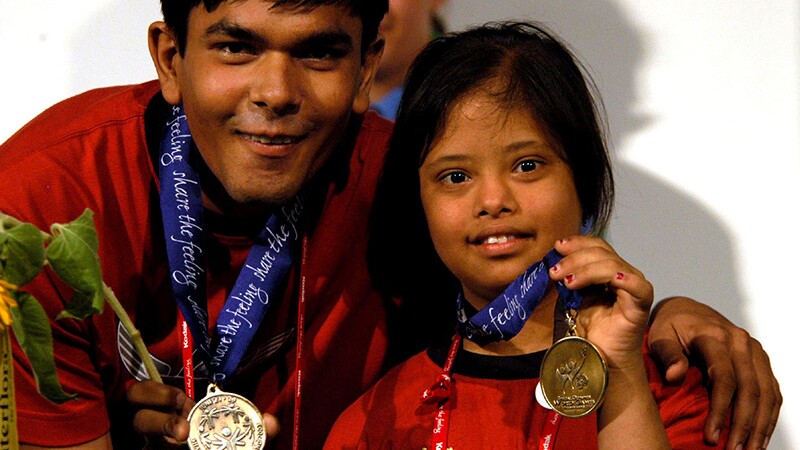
[421,249,606,450]
[455,249,581,344]
[158,104,304,449]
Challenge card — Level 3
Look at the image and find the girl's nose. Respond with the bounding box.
[475,177,518,218]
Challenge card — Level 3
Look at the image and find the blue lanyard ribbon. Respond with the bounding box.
[456,249,582,344]
[158,104,303,383]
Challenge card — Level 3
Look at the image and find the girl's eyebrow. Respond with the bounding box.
[427,154,469,164]
[423,139,555,167]
[505,139,552,152]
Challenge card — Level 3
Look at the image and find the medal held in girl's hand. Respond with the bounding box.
[455,249,609,418]
[539,308,608,418]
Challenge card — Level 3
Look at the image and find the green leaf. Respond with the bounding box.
[10,291,77,404]
[45,209,104,320]
[0,219,46,287]
[56,290,105,321]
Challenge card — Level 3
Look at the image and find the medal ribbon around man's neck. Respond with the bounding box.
[158,104,304,385]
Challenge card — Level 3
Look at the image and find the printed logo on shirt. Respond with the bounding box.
[117,322,295,383]
[234,327,295,376]
[117,322,201,383]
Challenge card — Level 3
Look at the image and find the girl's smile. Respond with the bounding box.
[469,226,533,257]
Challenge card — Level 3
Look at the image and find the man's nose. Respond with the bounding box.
[249,53,301,116]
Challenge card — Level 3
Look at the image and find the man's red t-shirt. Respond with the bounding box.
[0,81,395,449]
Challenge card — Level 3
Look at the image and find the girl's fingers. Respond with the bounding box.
[549,238,654,312]
[554,235,615,258]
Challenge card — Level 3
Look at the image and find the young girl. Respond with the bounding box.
[325,22,727,449]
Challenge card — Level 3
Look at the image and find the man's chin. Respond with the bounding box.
[235,189,300,211]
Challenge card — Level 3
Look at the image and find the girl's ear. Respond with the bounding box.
[148,21,182,105]
[352,36,385,115]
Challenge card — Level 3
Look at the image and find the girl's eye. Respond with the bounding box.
[442,171,469,184]
[514,160,540,173]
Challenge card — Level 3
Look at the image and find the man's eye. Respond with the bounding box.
[514,160,540,173]
[216,42,252,55]
[299,47,348,66]
[304,48,336,60]
[442,171,469,184]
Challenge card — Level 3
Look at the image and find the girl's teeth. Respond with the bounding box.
[485,235,511,244]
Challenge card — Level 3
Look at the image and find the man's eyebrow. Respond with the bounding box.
[204,20,260,41]
[296,31,354,50]
[203,20,354,50]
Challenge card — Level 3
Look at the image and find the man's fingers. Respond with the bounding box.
[647,337,689,384]
[127,381,194,445]
[716,328,757,450]
[766,374,783,448]
[743,339,782,450]
[681,334,737,446]
[133,408,191,443]
[262,413,281,441]
[127,380,192,411]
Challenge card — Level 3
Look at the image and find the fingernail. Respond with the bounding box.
[712,429,720,443]
[559,238,567,245]
[616,272,624,280]
[764,436,770,449]
[550,264,560,273]
[735,444,742,450]
[565,274,575,284]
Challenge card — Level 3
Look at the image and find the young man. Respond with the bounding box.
[0,1,779,449]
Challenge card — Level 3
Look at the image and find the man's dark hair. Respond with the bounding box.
[160,0,388,56]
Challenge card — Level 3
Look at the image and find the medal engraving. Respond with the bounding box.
[187,385,266,450]
[539,335,607,417]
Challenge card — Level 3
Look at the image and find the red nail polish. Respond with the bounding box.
[616,272,624,280]
[565,274,574,284]
[551,264,560,273]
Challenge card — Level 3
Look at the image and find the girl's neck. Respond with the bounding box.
[461,289,558,356]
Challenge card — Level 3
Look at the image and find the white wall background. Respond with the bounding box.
[1,1,797,447]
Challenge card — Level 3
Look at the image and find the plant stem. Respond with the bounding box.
[102,283,163,384]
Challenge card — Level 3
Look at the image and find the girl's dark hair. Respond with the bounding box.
[160,0,388,56]
[369,21,614,350]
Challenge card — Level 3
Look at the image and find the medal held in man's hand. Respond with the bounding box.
[539,334,608,418]
[187,384,267,450]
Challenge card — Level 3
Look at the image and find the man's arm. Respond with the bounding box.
[648,296,782,450]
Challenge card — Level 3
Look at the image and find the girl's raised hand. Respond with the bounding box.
[548,236,654,370]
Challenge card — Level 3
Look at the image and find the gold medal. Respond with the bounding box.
[539,310,607,417]
[187,384,266,450]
